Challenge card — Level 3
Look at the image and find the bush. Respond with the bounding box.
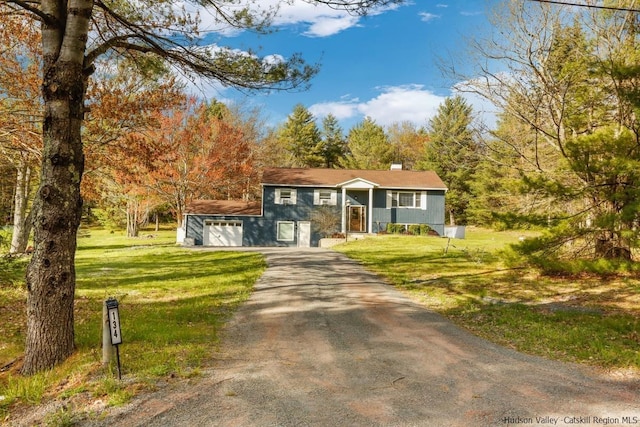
[386,223,406,234]
[385,223,433,236]
[420,224,432,235]
[408,225,420,235]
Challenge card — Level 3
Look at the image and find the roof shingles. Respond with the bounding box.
[185,168,446,215]
[186,200,261,216]
[262,168,447,190]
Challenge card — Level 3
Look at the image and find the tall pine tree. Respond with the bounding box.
[320,114,347,168]
[341,117,393,170]
[417,96,479,225]
[279,104,323,167]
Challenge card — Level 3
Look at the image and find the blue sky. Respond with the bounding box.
[191,0,498,131]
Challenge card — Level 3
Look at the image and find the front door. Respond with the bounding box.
[348,206,366,232]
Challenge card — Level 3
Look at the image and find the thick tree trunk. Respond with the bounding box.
[10,160,33,254]
[23,62,86,374]
[22,0,92,375]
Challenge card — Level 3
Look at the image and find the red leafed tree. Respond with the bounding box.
[142,99,259,228]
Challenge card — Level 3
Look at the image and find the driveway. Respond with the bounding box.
[90,248,639,426]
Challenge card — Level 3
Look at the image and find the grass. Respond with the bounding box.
[0,228,266,423]
[334,229,640,372]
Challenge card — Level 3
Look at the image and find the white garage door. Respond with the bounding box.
[203,221,243,246]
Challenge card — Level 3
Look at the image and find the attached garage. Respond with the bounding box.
[203,220,243,246]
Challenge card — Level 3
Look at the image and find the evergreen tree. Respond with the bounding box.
[279,104,323,167]
[454,1,640,259]
[341,117,393,170]
[320,114,347,168]
[417,96,480,225]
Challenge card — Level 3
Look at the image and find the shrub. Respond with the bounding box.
[386,223,408,234]
[408,225,421,235]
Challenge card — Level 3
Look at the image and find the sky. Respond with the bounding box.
[188,0,499,132]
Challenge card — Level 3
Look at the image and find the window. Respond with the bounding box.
[314,189,337,206]
[275,188,297,205]
[204,220,243,227]
[388,191,426,209]
[277,221,295,241]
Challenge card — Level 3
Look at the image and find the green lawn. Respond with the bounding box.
[334,229,640,371]
[0,228,266,421]
[2,226,639,423]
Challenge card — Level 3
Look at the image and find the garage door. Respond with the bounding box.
[203,221,243,246]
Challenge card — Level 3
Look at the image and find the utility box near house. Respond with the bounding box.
[444,226,466,239]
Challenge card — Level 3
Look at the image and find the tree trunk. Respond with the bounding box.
[22,0,92,375]
[595,236,632,260]
[126,199,140,237]
[10,160,33,254]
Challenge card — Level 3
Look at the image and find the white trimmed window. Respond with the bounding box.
[387,191,427,210]
[313,189,337,206]
[277,221,295,241]
[275,188,297,205]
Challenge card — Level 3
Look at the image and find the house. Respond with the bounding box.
[178,167,447,247]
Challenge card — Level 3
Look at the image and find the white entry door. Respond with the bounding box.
[203,221,243,246]
[297,221,311,248]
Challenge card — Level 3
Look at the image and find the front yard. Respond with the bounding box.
[334,229,640,373]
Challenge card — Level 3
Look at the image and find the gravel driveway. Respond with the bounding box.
[89,248,639,427]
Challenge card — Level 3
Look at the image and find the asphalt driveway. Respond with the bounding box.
[92,248,639,426]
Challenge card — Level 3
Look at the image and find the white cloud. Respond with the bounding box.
[309,101,359,121]
[358,85,444,126]
[419,12,440,22]
[303,15,361,37]
[308,84,499,131]
[310,85,446,128]
[187,0,405,38]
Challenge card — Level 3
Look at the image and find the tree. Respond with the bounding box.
[0,10,43,254]
[2,0,399,374]
[279,104,323,167]
[341,117,393,169]
[467,112,556,228]
[143,99,260,227]
[82,59,187,236]
[450,0,640,259]
[319,114,347,168]
[257,127,295,168]
[387,121,426,170]
[417,96,480,225]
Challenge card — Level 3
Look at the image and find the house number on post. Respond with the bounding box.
[105,298,123,379]
[106,298,122,345]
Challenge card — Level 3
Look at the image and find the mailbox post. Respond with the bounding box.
[103,298,123,379]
